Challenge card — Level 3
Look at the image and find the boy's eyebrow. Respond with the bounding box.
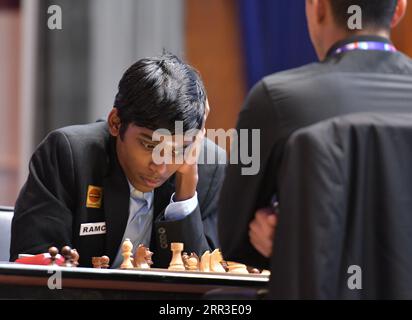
[139,133,157,141]
[139,133,194,148]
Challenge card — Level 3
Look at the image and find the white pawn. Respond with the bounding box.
[200,250,211,272]
[226,261,249,274]
[168,242,185,271]
[210,249,226,273]
[120,239,134,269]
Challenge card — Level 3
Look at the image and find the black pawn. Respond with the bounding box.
[48,247,59,265]
[61,246,73,267]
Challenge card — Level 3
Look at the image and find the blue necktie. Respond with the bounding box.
[112,192,153,268]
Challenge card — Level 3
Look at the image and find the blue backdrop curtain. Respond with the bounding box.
[238,0,318,89]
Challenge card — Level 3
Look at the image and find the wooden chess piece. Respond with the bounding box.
[92,257,102,268]
[261,270,271,276]
[226,261,249,274]
[210,249,226,273]
[182,252,189,265]
[71,249,79,267]
[168,242,185,271]
[144,247,153,267]
[133,244,153,269]
[61,246,73,267]
[120,239,134,269]
[92,256,110,269]
[182,253,199,271]
[247,266,261,274]
[100,256,110,269]
[200,250,211,272]
[220,259,229,272]
[48,247,59,266]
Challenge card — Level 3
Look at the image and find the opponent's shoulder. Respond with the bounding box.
[261,62,328,93]
[249,61,352,112]
[197,137,227,183]
[202,137,227,161]
[240,62,323,112]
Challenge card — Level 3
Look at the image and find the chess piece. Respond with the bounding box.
[100,256,110,269]
[182,252,189,264]
[92,257,102,268]
[120,239,134,269]
[61,246,73,267]
[182,253,199,271]
[261,270,271,276]
[71,249,79,267]
[220,259,229,272]
[168,242,185,271]
[48,247,59,266]
[133,244,153,269]
[210,249,226,273]
[144,249,153,267]
[92,256,110,269]
[200,250,211,272]
[247,266,261,274]
[226,261,249,274]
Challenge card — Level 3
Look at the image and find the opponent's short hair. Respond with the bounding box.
[329,0,398,30]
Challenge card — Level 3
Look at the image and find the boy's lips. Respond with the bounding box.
[141,176,162,187]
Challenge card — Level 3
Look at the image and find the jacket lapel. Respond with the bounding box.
[103,138,130,263]
[149,176,175,251]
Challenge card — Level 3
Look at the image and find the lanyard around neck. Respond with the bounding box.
[333,41,397,56]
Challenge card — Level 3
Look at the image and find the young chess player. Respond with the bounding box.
[11,54,226,268]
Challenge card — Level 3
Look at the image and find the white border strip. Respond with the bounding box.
[0,263,269,283]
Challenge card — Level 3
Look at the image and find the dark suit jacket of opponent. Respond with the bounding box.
[219,35,412,269]
[11,121,226,267]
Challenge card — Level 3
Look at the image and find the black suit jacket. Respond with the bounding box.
[269,113,412,299]
[11,121,226,267]
[219,35,412,269]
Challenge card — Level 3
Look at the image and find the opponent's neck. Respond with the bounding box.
[320,29,391,60]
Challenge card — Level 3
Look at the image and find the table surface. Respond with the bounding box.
[0,262,269,299]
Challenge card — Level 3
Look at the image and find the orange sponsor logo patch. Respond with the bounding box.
[86,185,103,208]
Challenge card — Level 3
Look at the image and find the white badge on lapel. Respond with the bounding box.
[80,222,106,236]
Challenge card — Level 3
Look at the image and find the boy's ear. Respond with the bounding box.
[108,108,121,137]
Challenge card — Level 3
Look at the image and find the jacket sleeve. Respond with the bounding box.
[152,152,226,268]
[218,80,281,269]
[10,131,76,261]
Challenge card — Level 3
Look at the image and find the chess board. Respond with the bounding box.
[0,262,269,299]
[9,243,269,299]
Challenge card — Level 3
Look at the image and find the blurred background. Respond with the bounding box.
[0,0,411,206]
